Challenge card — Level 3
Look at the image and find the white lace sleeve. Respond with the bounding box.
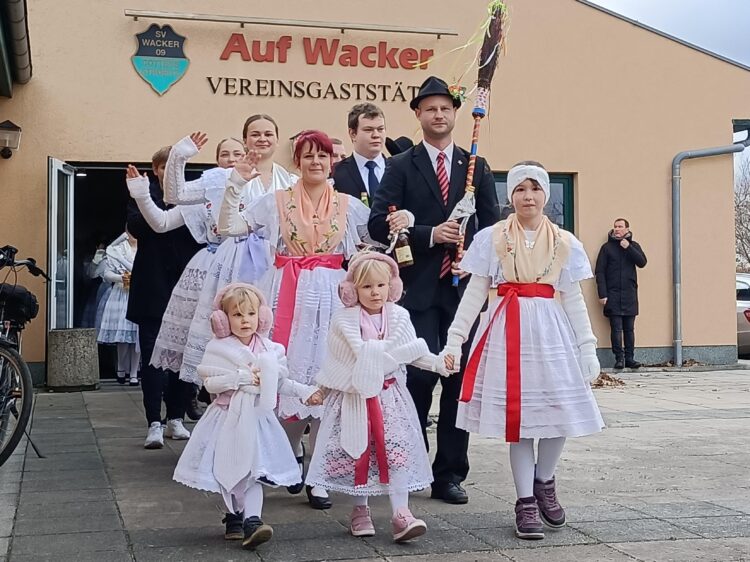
[557,234,594,292]
[164,137,230,205]
[460,226,503,286]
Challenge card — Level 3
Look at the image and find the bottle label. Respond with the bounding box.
[395,245,413,263]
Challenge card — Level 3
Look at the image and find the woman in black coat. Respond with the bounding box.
[595,218,647,369]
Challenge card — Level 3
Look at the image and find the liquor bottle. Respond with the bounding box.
[388,205,414,268]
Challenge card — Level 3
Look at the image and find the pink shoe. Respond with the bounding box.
[350,505,375,537]
[391,508,426,542]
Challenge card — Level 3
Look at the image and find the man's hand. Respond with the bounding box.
[620,239,630,249]
[122,271,131,290]
[434,220,461,244]
[189,131,209,151]
[599,297,607,305]
[235,151,261,182]
[386,210,409,233]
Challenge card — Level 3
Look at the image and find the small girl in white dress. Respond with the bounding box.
[443,162,605,541]
[173,283,323,550]
[96,231,139,385]
[307,251,447,542]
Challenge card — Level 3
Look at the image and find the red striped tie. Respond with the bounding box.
[436,152,452,279]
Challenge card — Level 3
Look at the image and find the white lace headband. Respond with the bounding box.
[507,165,550,204]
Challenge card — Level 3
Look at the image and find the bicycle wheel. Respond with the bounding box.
[0,345,33,466]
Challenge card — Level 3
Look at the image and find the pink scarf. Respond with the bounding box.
[359,308,387,341]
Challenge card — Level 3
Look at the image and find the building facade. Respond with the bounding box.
[0,0,748,380]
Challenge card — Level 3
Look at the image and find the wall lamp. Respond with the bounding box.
[0,120,22,159]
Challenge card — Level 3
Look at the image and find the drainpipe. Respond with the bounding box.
[672,121,750,366]
[2,0,31,84]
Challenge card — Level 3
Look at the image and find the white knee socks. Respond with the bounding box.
[351,489,409,515]
[116,343,140,382]
[509,437,566,498]
[244,480,264,518]
[536,437,566,482]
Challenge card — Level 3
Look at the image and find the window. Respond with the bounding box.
[493,173,575,232]
[736,279,750,301]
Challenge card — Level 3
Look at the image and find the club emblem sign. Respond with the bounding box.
[131,24,189,95]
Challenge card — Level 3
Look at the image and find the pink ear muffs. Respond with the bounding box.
[339,251,403,307]
[210,282,273,338]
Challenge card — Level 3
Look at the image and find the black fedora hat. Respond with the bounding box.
[385,136,414,156]
[409,76,461,110]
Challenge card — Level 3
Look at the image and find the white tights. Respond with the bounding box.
[227,480,264,517]
[282,417,328,498]
[116,343,139,381]
[352,489,409,515]
[508,437,566,498]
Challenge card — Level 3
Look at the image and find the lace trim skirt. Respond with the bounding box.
[306,375,433,496]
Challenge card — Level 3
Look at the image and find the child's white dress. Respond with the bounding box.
[173,335,317,510]
[454,226,605,439]
[307,304,435,495]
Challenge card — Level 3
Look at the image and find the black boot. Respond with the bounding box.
[624,328,639,368]
[185,385,204,421]
[625,359,641,369]
[242,516,273,549]
[614,358,624,370]
[222,512,244,540]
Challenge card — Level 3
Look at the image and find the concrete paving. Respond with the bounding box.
[1,369,750,561]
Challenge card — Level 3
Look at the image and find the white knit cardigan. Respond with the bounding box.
[197,335,316,492]
[316,303,442,458]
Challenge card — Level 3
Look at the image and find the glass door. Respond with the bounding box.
[47,158,75,330]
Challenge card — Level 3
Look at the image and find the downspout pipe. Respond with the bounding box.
[2,0,31,84]
[672,125,750,366]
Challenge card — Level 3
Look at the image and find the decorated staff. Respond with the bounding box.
[450,1,508,286]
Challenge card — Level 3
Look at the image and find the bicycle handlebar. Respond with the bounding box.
[0,245,51,281]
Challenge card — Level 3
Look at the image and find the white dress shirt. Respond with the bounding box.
[352,151,386,195]
[422,140,455,247]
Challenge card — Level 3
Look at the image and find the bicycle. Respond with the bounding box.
[0,244,49,466]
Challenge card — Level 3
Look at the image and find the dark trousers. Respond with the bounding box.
[406,279,473,487]
[137,319,192,426]
[609,315,636,360]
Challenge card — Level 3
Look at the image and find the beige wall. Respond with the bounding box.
[0,0,747,363]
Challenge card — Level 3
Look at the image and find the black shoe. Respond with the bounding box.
[625,359,641,369]
[613,359,624,370]
[286,443,305,495]
[222,511,244,540]
[116,373,126,385]
[431,482,469,504]
[186,397,204,421]
[242,516,273,549]
[197,386,212,405]
[306,485,332,510]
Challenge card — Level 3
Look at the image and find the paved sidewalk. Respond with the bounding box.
[1,370,750,561]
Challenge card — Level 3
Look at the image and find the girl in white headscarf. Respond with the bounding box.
[442,161,604,541]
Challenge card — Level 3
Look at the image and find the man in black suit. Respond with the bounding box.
[332,102,387,206]
[368,76,500,504]
[126,147,204,449]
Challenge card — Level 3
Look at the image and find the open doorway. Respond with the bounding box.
[61,161,209,378]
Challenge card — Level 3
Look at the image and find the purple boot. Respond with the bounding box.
[514,498,544,540]
[533,477,566,528]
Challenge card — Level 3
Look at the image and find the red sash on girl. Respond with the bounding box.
[459,282,555,443]
[272,254,344,350]
[354,378,396,486]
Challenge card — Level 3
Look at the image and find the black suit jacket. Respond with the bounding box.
[332,153,388,207]
[125,179,204,324]
[368,142,500,312]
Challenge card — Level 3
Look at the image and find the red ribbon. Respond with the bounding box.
[272,254,344,350]
[354,378,396,486]
[460,282,554,443]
